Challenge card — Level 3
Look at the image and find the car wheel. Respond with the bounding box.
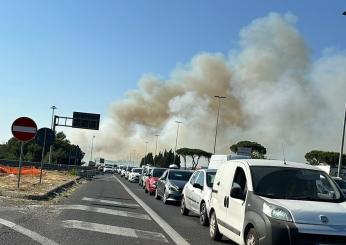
[245,228,259,245]
[163,192,168,204]
[200,202,209,226]
[155,189,161,200]
[209,211,222,241]
[180,197,189,216]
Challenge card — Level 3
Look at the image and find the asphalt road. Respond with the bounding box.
[0,173,234,245]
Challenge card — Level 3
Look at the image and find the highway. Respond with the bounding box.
[0,174,233,245]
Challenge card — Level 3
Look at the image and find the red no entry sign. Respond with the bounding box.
[11,117,38,141]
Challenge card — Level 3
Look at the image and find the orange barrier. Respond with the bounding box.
[0,165,42,176]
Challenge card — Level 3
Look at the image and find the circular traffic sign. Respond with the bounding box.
[11,117,38,142]
[36,127,55,147]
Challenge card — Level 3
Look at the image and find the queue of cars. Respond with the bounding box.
[113,157,346,245]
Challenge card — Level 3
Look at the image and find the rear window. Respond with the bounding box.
[152,168,166,177]
[132,168,142,173]
[168,171,193,181]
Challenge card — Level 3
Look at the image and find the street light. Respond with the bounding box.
[337,103,346,177]
[90,136,96,163]
[144,141,148,165]
[154,134,160,166]
[213,96,226,154]
[173,121,183,166]
[48,106,57,164]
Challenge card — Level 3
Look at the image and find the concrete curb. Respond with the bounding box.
[0,177,81,201]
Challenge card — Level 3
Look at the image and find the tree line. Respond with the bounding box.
[140,140,346,169]
[0,132,85,165]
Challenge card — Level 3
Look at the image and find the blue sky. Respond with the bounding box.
[1,0,345,142]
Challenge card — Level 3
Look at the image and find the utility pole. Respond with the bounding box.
[48,106,57,164]
[173,121,183,166]
[154,134,159,166]
[213,96,226,154]
[90,136,95,163]
[144,141,148,166]
[337,103,346,177]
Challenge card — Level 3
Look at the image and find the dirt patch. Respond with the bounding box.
[0,171,77,196]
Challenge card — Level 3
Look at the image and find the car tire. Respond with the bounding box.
[163,191,168,205]
[245,228,259,245]
[200,202,209,226]
[209,211,222,241]
[180,197,189,216]
[155,189,161,200]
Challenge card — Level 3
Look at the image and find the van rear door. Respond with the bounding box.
[226,162,249,244]
[214,164,237,234]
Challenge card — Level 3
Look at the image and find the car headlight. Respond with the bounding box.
[263,203,293,222]
[168,184,179,192]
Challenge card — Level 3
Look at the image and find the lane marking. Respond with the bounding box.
[54,205,151,220]
[82,197,140,208]
[61,220,168,243]
[0,218,60,245]
[113,176,190,245]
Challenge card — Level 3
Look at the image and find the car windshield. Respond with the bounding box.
[206,171,217,187]
[132,168,142,173]
[335,179,346,189]
[251,166,344,202]
[127,167,134,171]
[168,171,192,181]
[152,168,166,177]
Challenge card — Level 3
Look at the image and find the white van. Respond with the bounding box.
[208,154,250,170]
[209,159,346,245]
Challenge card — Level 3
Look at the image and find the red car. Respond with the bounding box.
[145,168,167,195]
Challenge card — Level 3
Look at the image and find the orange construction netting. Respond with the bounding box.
[0,165,42,176]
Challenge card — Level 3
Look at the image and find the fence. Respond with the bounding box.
[0,159,98,178]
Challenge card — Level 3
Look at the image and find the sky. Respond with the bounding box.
[0,1,345,162]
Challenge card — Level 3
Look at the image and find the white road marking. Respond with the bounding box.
[54,204,151,220]
[62,220,168,243]
[113,176,190,245]
[82,197,140,208]
[0,218,60,245]
[12,126,37,133]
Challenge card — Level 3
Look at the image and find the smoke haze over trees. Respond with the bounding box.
[71,13,346,163]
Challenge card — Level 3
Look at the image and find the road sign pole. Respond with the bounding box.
[39,129,47,184]
[17,142,24,189]
[48,116,57,164]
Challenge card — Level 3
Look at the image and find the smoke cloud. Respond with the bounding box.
[71,13,346,164]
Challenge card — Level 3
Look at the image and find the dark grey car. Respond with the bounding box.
[155,169,193,204]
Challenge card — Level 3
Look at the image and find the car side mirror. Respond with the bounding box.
[193,183,203,190]
[230,183,245,200]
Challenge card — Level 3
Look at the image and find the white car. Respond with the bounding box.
[103,164,114,173]
[128,168,142,182]
[181,169,217,226]
[124,166,134,179]
[209,159,346,245]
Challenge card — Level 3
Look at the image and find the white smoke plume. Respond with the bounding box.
[71,13,346,164]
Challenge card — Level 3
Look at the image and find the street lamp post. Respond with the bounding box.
[173,121,182,166]
[48,106,57,164]
[154,134,159,166]
[337,103,346,177]
[90,136,95,163]
[213,96,226,154]
[144,141,148,165]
